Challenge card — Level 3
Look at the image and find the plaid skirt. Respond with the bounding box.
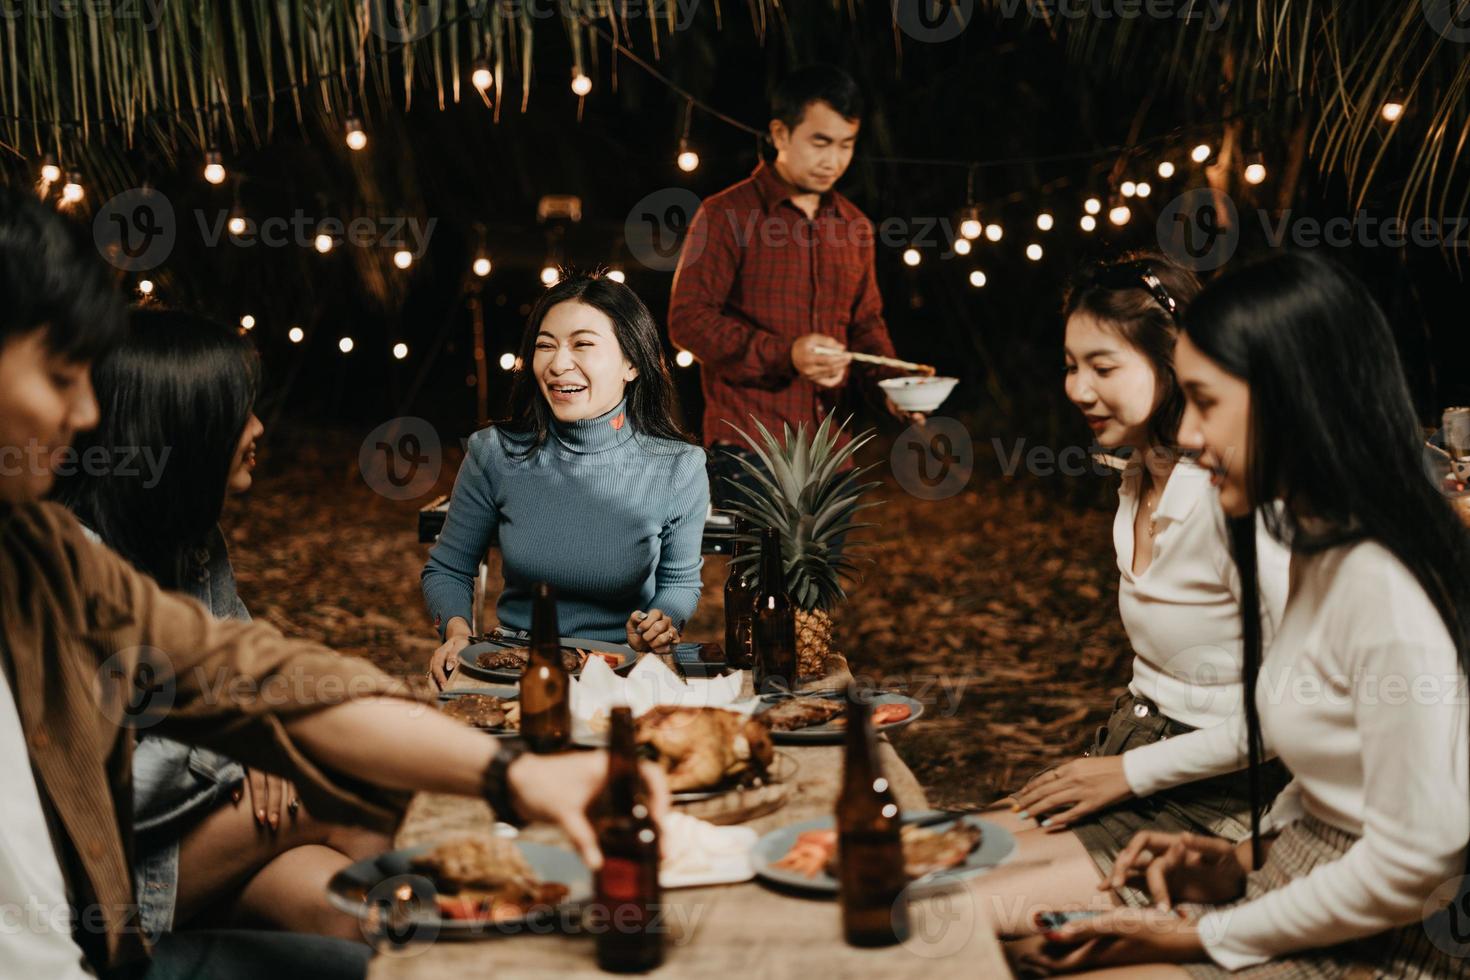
[1181,814,1470,979]
[1019,690,1290,908]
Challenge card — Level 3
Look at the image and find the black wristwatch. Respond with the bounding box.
[482,744,529,827]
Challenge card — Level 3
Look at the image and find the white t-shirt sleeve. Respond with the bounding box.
[1121,711,1255,798]
[1196,637,1469,969]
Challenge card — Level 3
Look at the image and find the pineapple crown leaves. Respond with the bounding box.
[719,412,884,612]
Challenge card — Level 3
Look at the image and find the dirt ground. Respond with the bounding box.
[224,423,1133,808]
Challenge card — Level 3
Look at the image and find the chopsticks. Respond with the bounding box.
[811,346,937,376]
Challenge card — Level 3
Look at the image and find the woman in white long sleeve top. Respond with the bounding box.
[979,253,1292,933]
[1023,252,1470,978]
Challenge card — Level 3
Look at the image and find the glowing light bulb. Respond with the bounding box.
[540,265,559,286]
[392,343,409,360]
[137,279,154,295]
[984,223,1003,242]
[1121,180,1137,198]
[1244,155,1267,185]
[968,270,987,288]
[1109,205,1132,226]
[288,326,305,344]
[1157,160,1176,179]
[472,256,492,277]
[498,352,516,371]
[203,150,225,185]
[1036,212,1055,232]
[240,314,255,330]
[227,213,246,236]
[605,268,626,283]
[959,217,983,240]
[1381,100,1405,123]
[571,71,592,97]
[338,336,354,354]
[40,156,61,183]
[472,59,493,94]
[314,233,334,254]
[674,349,695,368]
[1080,214,1097,232]
[1136,182,1152,198]
[1191,143,1212,163]
[677,148,700,173]
[1084,197,1102,215]
[345,116,367,151]
[61,173,84,203]
[902,247,922,267]
[953,237,972,256]
[393,249,413,270]
[1026,243,1043,261]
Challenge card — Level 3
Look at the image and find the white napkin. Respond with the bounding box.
[659,812,758,888]
[570,654,752,741]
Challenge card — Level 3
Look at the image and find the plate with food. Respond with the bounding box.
[755,691,923,744]
[458,636,641,683]
[751,812,1014,895]
[437,687,521,737]
[327,834,589,938]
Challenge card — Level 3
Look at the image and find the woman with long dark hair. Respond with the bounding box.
[977,253,1290,934]
[424,273,708,687]
[1021,252,1470,977]
[53,309,392,944]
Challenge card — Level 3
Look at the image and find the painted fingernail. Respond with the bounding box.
[257,810,265,823]
[1017,810,1029,820]
[1039,817,1052,828]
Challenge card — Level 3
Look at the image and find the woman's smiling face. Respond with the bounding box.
[1175,332,1254,516]
[1063,311,1162,450]
[533,300,637,422]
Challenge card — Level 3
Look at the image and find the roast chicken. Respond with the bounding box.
[633,706,775,792]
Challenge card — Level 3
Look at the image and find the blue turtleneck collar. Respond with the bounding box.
[548,398,635,455]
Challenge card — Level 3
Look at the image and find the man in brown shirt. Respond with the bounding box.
[0,190,669,979]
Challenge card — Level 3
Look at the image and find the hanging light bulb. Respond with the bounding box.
[1109,204,1132,226]
[1084,197,1102,215]
[61,172,84,203]
[338,336,354,354]
[203,149,226,185]
[605,267,626,283]
[1157,160,1176,179]
[498,352,516,371]
[472,58,494,94]
[240,314,255,331]
[901,247,922,267]
[968,270,987,288]
[345,116,367,151]
[1036,212,1055,232]
[137,279,155,296]
[227,206,247,236]
[314,232,334,254]
[1191,143,1212,163]
[40,154,61,184]
[958,206,983,241]
[1080,214,1098,232]
[288,326,305,344]
[1136,181,1153,199]
[392,342,409,360]
[472,255,492,277]
[393,249,413,270]
[571,69,592,97]
[984,223,1003,243]
[1121,180,1138,198]
[953,237,972,256]
[1244,153,1267,185]
[1025,243,1043,262]
[1380,98,1406,123]
[540,265,560,286]
[677,142,700,173]
[674,349,695,368]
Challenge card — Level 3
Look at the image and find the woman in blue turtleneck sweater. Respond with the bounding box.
[424,274,709,688]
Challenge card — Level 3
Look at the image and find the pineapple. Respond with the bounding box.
[722,413,881,679]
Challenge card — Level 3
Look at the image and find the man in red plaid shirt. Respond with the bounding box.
[668,65,922,507]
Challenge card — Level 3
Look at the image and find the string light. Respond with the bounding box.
[338,336,354,353]
[674,349,695,368]
[393,249,413,270]
[61,172,84,203]
[1121,180,1137,198]
[984,223,1003,243]
[1109,204,1132,226]
[540,265,560,285]
[676,99,699,172]
[227,206,247,236]
[1025,243,1043,261]
[953,237,972,256]
[1084,197,1102,215]
[571,69,592,97]
[1381,98,1406,123]
[40,154,60,183]
[605,267,626,283]
[1157,160,1176,179]
[1191,143,1212,163]
[203,149,226,185]
[137,279,154,295]
[345,116,367,151]
[958,206,983,241]
[1080,214,1097,232]
[240,314,255,330]
[1136,181,1152,198]
[968,270,987,288]
[901,247,922,267]
[314,232,334,254]
[498,352,516,370]
[472,255,493,277]
[1036,212,1054,232]
[472,58,494,94]
[1244,153,1267,185]
[392,342,409,360]
[288,326,305,344]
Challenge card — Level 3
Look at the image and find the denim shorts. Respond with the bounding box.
[131,735,245,940]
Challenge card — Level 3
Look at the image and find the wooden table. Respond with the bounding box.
[369,670,1013,979]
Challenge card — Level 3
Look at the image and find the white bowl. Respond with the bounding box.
[879,375,958,413]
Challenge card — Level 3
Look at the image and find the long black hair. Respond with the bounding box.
[1183,251,1470,867]
[52,309,260,588]
[499,272,693,456]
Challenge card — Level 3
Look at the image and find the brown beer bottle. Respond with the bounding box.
[519,581,570,753]
[750,526,797,695]
[723,516,756,669]
[590,707,664,972]
[836,685,910,947]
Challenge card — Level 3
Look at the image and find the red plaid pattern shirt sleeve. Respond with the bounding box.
[669,161,901,446]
